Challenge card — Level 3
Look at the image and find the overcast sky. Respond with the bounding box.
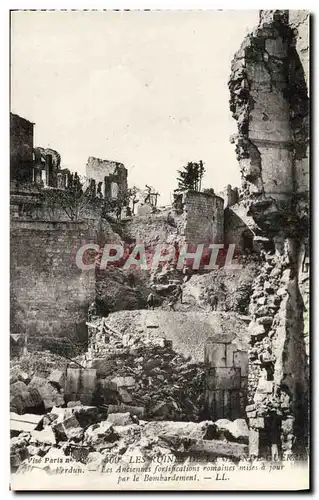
[11,10,259,204]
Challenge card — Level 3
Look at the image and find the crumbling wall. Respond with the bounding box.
[10,220,97,349]
[224,204,257,253]
[219,184,239,208]
[229,10,309,458]
[182,191,224,245]
[10,113,34,183]
[86,156,128,202]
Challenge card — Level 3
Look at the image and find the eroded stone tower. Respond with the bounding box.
[229,10,309,458]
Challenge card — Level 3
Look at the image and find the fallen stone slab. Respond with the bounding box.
[118,387,133,404]
[111,376,135,389]
[10,381,44,415]
[28,377,64,410]
[10,412,43,435]
[107,404,145,419]
[30,427,56,446]
[215,419,249,443]
[187,439,248,459]
[149,401,174,418]
[67,400,82,408]
[84,421,117,451]
[107,412,134,426]
[48,369,66,390]
[145,422,219,450]
[52,413,83,442]
[72,405,108,428]
[10,366,31,385]
[62,415,84,441]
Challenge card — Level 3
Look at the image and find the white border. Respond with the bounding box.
[1,2,317,499]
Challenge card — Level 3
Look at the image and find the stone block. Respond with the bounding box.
[249,427,259,456]
[48,369,66,390]
[91,358,114,377]
[248,322,265,337]
[107,412,134,426]
[188,439,248,459]
[10,381,43,414]
[256,316,273,326]
[204,342,226,367]
[206,367,241,391]
[107,404,145,419]
[233,351,248,377]
[118,388,133,404]
[111,376,135,389]
[84,421,115,450]
[265,38,287,58]
[28,376,64,410]
[226,344,237,367]
[257,379,273,394]
[10,412,43,434]
[30,427,56,446]
[249,417,264,429]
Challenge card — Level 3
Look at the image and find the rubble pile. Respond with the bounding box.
[86,319,206,421]
[10,359,67,415]
[246,249,290,417]
[11,351,68,381]
[11,403,249,473]
[182,260,259,314]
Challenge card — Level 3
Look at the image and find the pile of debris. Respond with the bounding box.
[11,402,249,473]
[10,355,68,415]
[86,319,206,421]
[246,249,292,417]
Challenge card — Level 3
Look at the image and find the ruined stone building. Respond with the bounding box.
[184,191,224,245]
[229,10,309,457]
[10,113,34,183]
[9,10,310,460]
[86,156,128,202]
[10,115,124,351]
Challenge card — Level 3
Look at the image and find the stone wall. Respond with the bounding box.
[10,219,97,349]
[10,181,124,351]
[224,204,256,253]
[10,113,34,183]
[219,184,239,208]
[86,156,128,202]
[182,191,224,245]
[229,10,309,458]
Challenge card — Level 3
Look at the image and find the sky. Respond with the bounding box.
[11,10,259,204]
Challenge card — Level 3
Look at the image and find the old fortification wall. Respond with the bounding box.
[229,10,309,457]
[10,186,124,351]
[10,220,97,348]
[182,191,224,245]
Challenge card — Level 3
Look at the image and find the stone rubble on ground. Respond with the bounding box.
[11,400,249,473]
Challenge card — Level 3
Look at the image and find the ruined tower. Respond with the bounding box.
[229,11,309,458]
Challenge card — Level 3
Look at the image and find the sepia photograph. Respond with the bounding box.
[9,8,310,491]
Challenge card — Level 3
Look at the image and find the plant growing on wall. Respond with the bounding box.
[175,160,206,192]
